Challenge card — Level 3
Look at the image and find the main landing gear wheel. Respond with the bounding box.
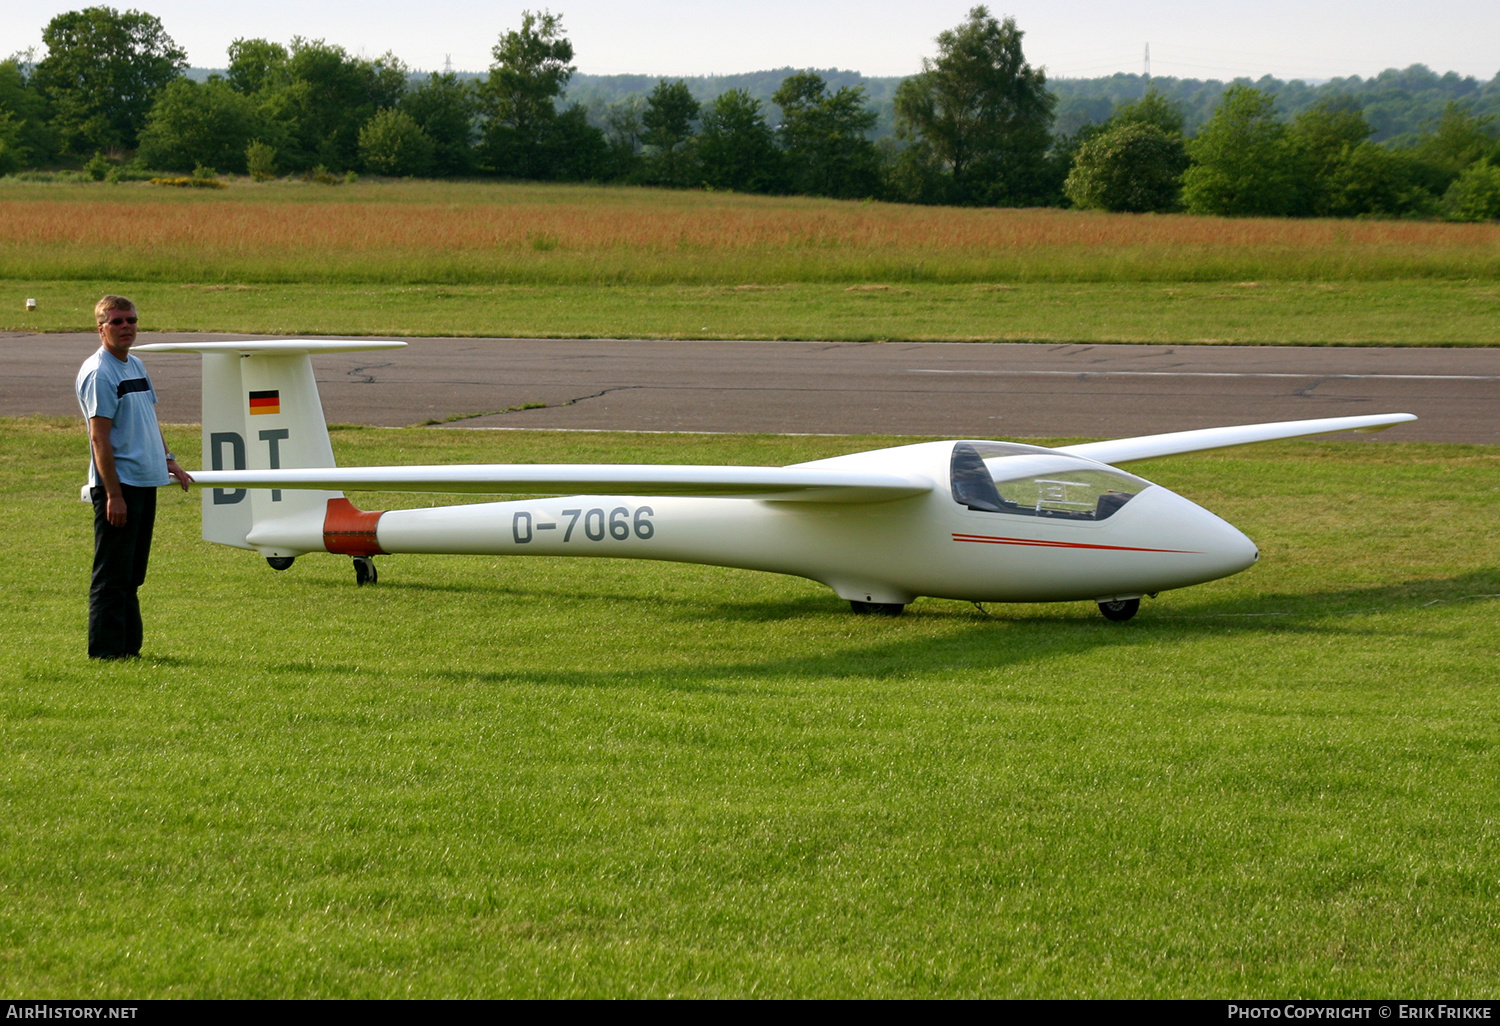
[353,556,378,586]
[266,556,295,571]
[1098,598,1140,622]
[850,600,905,616]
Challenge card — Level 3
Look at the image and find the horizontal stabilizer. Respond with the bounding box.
[1057,413,1418,466]
[188,464,934,504]
[134,339,407,356]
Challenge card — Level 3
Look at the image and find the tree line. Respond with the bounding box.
[3,5,1499,220]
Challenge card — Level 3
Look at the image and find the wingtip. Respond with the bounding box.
[1353,413,1419,433]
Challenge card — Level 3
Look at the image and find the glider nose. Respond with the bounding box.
[1178,494,1259,581]
[1134,486,1260,586]
[1203,514,1259,577]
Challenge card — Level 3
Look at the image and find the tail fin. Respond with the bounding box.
[134,340,406,556]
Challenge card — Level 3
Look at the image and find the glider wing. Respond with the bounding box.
[1057,413,1418,466]
[188,464,934,503]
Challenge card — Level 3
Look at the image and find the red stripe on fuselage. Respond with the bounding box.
[952,533,1197,554]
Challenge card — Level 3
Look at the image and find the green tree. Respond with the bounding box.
[245,139,277,180]
[1109,89,1186,136]
[1181,85,1296,217]
[478,10,589,179]
[1043,91,1184,210]
[1318,142,1438,218]
[0,57,54,169]
[1416,102,1498,177]
[543,102,609,181]
[601,96,645,179]
[234,39,408,173]
[33,6,187,155]
[291,40,406,171]
[358,107,434,177]
[1059,88,1188,212]
[0,110,24,176]
[1287,100,1372,215]
[893,7,1054,205]
[402,72,477,176]
[1443,159,1500,221]
[641,79,700,186]
[698,88,783,193]
[1064,122,1188,212]
[774,72,880,199]
[882,136,947,205]
[226,38,289,96]
[241,39,411,173]
[136,78,262,173]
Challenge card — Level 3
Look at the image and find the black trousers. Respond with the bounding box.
[89,483,156,659]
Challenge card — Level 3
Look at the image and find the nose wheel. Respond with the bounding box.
[353,556,378,586]
[1098,598,1139,622]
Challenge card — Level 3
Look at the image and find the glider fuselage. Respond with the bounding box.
[327,441,1258,606]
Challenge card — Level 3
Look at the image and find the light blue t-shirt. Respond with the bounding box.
[76,348,170,488]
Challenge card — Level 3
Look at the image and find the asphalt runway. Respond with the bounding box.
[8,332,1497,443]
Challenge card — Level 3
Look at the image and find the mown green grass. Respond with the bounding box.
[8,279,1500,344]
[3,417,1498,997]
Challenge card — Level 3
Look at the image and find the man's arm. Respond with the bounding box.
[161,430,193,490]
[88,416,127,526]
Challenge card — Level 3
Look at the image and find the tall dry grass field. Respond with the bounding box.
[4,180,1499,285]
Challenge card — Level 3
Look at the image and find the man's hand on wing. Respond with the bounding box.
[167,459,193,490]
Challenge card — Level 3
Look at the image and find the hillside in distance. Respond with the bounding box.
[566,64,1500,142]
[183,61,1500,142]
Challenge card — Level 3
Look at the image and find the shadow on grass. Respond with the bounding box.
[302,566,1499,623]
[67,569,1497,694]
[1155,569,1500,624]
[457,566,1500,627]
[259,569,1500,694]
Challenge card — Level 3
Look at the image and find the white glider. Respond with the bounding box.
[136,340,1416,620]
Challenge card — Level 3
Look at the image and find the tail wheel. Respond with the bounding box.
[1098,598,1140,622]
[266,556,295,571]
[353,556,378,586]
[850,600,905,616]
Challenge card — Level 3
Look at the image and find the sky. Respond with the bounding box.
[10,1,1500,84]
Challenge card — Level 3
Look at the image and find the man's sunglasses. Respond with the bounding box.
[101,316,138,326]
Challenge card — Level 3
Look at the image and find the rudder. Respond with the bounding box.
[134,339,406,554]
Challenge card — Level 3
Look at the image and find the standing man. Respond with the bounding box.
[76,296,193,660]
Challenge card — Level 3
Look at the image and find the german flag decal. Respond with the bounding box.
[248,390,281,415]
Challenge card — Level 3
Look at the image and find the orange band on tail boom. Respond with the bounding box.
[323,497,386,555]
